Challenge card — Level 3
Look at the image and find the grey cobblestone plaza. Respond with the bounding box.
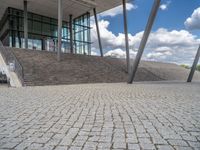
[0,82,200,150]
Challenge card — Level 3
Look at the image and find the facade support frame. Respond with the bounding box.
[187,45,200,82]
[93,8,103,57]
[24,0,28,49]
[122,0,130,74]
[69,14,73,53]
[128,0,161,83]
[57,0,62,61]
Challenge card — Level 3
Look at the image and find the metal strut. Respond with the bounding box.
[93,8,103,57]
[187,45,200,82]
[122,0,130,74]
[128,0,161,83]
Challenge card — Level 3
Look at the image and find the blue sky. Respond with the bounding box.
[91,0,200,65]
[108,0,200,34]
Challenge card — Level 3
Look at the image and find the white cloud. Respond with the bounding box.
[137,28,200,64]
[160,5,167,10]
[185,7,200,30]
[91,20,140,53]
[104,48,137,59]
[91,19,200,65]
[146,51,172,60]
[99,3,137,17]
[160,1,171,11]
[91,51,98,56]
[105,49,126,58]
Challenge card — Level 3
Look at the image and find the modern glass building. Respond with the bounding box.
[0,7,91,55]
[0,0,126,58]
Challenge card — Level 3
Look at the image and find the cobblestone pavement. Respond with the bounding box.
[0,83,200,150]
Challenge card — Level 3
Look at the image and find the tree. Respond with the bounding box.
[180,64,190,69]
[196,65,200,72]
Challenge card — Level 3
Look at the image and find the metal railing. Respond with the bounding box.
[0,41,24,85]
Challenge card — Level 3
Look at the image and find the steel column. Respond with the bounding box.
[41,38,45,50]
[24,0,28,49]
[57,0,62,61]
[187,45,200,82]
[128,0,161,83]
[93,8,103,57]
[69,14,73,53]
[17,12,22,48]
[122,0,130,74]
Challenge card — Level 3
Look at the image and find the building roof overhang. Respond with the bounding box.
[0,0,127,21]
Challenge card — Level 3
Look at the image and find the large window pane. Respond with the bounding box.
[42,23,51,36]
[1,8,91,54]
[32,21,41,34]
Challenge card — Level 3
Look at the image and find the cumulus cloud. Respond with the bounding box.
[104,49,126,58]
[159,1,171,11]
[104,48,137,59]
[99,3,137,17]
[91,19,200,65]
[91,20,140,53]
[185,7,200,30]
[91,51,98,56]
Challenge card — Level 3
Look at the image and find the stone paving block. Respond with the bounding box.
[72,139,85,147]
[156,145,174,150]
[138,138,152,144]
[112,142,127,149]
[152,138,168,145]
[42,145,55,150]
[128,143,140,150]
[174,146,193,150]
[188,141,200,148]
[167,139,188,147]
[1,142,19,149]
[59,137,73,146]
[0,83,200,150]
[126,137,139,144]
[181,135,198,142]
[27,143,43,149]
[97,142,112,149]
[84,141,98,148]
[140,143,156,150]
[54,145,69,150]
[68,146,82,150]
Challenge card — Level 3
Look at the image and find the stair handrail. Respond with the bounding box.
[0,41,24,85]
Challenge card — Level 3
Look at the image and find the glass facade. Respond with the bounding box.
[74,13,91,55]
[0,7,91,55]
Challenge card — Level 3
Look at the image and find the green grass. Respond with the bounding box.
[180,64,200,72]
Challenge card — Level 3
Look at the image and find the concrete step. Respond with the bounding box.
[8,47,200,86]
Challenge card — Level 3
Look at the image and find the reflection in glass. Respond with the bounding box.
[0,7,91,55]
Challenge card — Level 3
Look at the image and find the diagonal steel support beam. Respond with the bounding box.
[93,8,103,57]
[128,0,161,84]
[122,0,130,74]
[187,45,200,82]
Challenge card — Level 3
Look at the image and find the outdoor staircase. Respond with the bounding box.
[10,48,129,86]
[5,47,200,86]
